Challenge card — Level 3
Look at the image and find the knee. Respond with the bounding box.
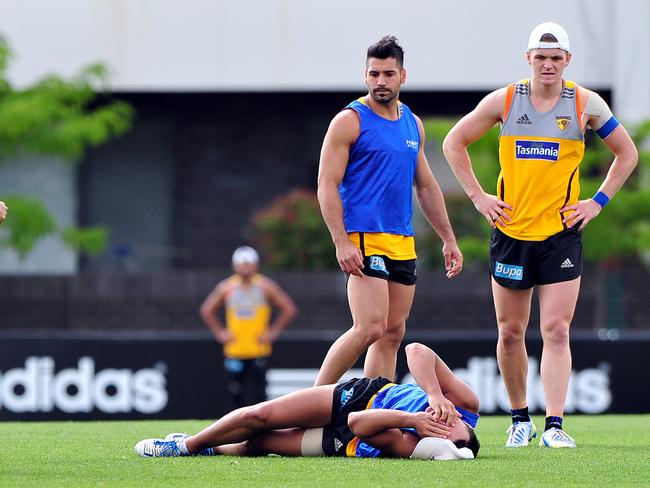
[498,322,526,348]
[352,319,387,347]
[241,403,272,429]
[542,319,570,347]
[383,321,406,347]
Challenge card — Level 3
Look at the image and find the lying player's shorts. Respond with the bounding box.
[490,227,582,290]
[321,376,392,456]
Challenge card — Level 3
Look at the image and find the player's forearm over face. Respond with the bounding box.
[348,409,413,438]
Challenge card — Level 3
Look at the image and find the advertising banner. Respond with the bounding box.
[0,332,647,420]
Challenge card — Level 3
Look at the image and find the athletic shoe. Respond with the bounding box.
[505,421,537,447]
[164,433,190,441]
[164,432,215,456]
[134,438,185,457]
[539,427,576,448]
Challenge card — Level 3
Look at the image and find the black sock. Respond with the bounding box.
[545,416,563,431]
[511,407,530,423]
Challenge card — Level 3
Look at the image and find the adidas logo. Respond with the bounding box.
[560,258,574,268]
[516,114,532,125]
[334,438,343,452]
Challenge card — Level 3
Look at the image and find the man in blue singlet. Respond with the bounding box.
[314,36,464,389]
[134,342,480,461]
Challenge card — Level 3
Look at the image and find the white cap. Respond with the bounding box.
[232,246,259,265]
[410,437,475,461]
[527,22,570,53]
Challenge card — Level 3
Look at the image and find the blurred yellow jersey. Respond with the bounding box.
[224,274,272,359]
[498,79,586,241]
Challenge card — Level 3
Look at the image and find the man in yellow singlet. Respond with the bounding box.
[200,246,297,408]
[443,22,637,448]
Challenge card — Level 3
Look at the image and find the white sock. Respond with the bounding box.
[177,438,189,456]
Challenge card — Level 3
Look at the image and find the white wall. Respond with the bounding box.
[1,0,647,118]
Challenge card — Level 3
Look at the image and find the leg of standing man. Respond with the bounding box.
[314,276,389,385]
[492,281,537,447]
[364,281,415,379]
[537,278,580,447]
[225,359,246,408]
[251,357,269,404]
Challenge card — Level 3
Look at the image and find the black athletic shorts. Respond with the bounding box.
[322,376,392,456]
[489,227,582,290]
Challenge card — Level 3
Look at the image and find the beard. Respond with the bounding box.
[370,88,397,104]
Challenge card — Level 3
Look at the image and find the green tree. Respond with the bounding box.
[249,189,336,270]
[0,35,133,258]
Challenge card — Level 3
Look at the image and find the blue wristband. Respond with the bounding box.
[592,191,610,208]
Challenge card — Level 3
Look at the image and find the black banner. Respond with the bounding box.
[0,331,648,420]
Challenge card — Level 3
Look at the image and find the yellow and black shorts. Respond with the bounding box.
[347,232,417,285]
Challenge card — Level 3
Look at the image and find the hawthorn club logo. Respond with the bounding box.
[556,115,571,131]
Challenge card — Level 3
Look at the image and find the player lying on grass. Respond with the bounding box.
[135,342,480,460]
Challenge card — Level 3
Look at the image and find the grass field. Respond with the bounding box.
[3,415,649,487]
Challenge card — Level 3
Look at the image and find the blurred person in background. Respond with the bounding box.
[315,35,463,387]
[0,201,7,223]
[443,22,638,448]
[200,246,298,408]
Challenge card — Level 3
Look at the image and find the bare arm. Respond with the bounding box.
[405,342,459,426]
[413,116,463,278]
[348,409,448,458]
[199,282,232,344]
[561,97,638,230]
[317,110,364,277]
[442,88,513,228]
[0,201,7,223]
[259,278,298,344]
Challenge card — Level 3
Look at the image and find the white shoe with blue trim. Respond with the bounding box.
[134,438,185,457]
[164,432,215,456]
[539,427,576,448]
[505,421,537,447]
[164,433,190,441]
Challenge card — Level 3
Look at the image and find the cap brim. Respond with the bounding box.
[528,41,570,52]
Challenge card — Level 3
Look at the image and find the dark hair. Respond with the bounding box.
[453,424,481,459]
[539,33,559,43]
[366,35,404,68]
